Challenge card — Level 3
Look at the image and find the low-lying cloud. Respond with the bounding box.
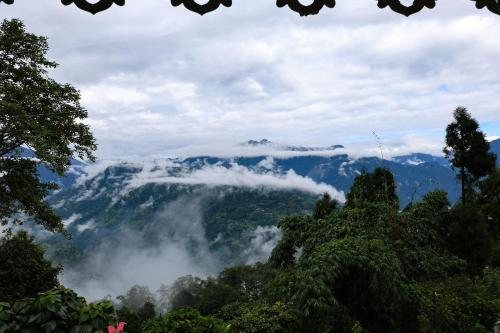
[60,195,222,301]
[126,162,346,202]
[244,226,282,264]
[59,190,285,302]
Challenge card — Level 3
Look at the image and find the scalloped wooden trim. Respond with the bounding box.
[0,0,499,17]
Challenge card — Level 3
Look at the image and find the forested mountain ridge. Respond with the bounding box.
[38,139,498,283]
[44,138,500,206]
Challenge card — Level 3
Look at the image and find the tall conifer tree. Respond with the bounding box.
[443,107,496,206]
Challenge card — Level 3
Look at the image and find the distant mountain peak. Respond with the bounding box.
[244,139,344,152]
[247,139,272,146]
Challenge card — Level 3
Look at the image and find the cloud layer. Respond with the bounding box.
[133,162,344,200]
[1,1,499,157]
[75,159,345,202]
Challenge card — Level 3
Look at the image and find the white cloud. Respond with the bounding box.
[125,162,346,202]
[75,160,123,185]
[257,156,275,169]
[487,136,500,142]
[63,214,81,227]
[244,226,282,264]
[77,219,96,233]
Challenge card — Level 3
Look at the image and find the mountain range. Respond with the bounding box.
[29,138,499,299]
[45,138,500,206]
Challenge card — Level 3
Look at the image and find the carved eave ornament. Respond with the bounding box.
[1,0,499,17]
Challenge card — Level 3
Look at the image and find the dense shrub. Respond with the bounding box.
[0,287,116,333]
[142,307,230,333]
[227,301,300,333]
[414,269,500,333]
[0,230,61,302]
[117,301,156,333]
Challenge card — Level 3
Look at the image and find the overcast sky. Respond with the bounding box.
[1,0,499,158]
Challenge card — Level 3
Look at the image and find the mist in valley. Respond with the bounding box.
[52,161,332,302]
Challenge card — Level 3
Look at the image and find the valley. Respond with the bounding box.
[35,139,500,300]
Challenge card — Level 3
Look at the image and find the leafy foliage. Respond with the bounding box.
[142,307,230,333]
[116,285,156,313]
[478,169,500,242]
[346,167,399,208]
[227,302,300,333]
[0,230,61,302]
[443,206,496,274]
[0,19,96,232]
[0,287,115,333]
[414,269,500,333]
[313,192,337,219]
[444,107,496,206]
[117,301,156,333]
[0,158,61,232]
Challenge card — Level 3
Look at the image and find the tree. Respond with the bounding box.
[158,275,204,313]
[477,170,500,266]
[397,190,466,281]
[142,307,230,333]
[269,215,312,269]
[443,107,496,206]
[478,169,500,239]
[0,230,61,302]
[138,302,157,323]
[415,271,500,333]
[313,192,337,219]
[117,302,156,333]
[0,287,116,332]
[228,302,300,333]
[346,167,399,208]
[442,206,495,274]
[116,285,156,313]
[0,19,96,232]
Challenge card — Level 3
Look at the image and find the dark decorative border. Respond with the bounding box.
[473,0,500,14]
[377,0,436,17]
[276,0,336,16]
[171,0,232,15]
[61,0,125,15]
[1,0,499,16]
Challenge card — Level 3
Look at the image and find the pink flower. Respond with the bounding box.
[117,322,126,331]
[108,322,126,333]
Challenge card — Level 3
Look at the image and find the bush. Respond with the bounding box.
[0,230,61,302]
[143,307,230,333]
[228,301,300,333]
[0,287,116,333]
[117,302,156,333]
[414,269,500,333]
